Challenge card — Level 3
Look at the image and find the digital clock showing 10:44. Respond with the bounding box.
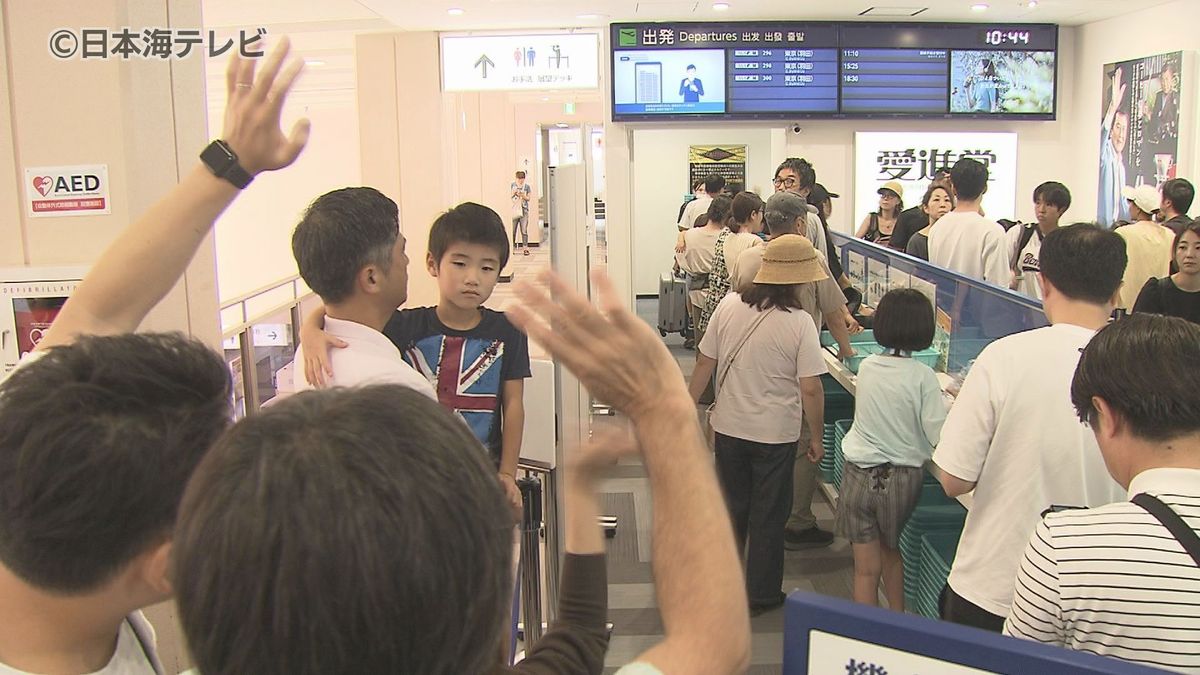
[983,29,1031,45]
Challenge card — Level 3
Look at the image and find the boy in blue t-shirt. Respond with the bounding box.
[385,203,530,511]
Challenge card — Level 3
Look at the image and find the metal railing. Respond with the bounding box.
[219,275,314,419]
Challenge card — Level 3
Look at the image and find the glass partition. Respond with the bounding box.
[832,231,1047,375]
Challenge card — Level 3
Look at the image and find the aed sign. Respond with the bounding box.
[24,165,111,217]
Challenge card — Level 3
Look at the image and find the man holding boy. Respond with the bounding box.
[290,187,435,398]
[933,224,1128,631]
[385,202,531,510]
[0,41,309,674]
[1008,181,1071,300]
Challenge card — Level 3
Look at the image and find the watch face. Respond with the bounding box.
[201,141,237,173]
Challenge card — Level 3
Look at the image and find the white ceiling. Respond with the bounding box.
[203,0,1179,32]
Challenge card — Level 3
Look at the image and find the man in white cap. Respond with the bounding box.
[1115,184,1174,311]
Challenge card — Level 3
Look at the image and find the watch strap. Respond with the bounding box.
[200,140,254,189]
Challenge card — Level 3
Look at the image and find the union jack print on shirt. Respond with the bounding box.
[403,334,505,451]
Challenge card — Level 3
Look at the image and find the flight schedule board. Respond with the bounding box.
[611,22,1058,121]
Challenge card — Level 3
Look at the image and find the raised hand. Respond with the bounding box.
[222,36,310,176]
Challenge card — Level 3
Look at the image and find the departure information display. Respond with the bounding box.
[611,22,1058,121]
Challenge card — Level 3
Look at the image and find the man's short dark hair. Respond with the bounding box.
[429,202,510,269]
[0,334,230,593]
[686,64,696,70]
[1072,314,1200,442]
[1162,178,1195,215]
[292,187,398,305]
[703,174,726,195]
[173,386,511,675]
[1039,223,1126,305]
[775,158,816,190]
[950,158,988,201]
[873,289,935,352]
[1033,181,1072,212]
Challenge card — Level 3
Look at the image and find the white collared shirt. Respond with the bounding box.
[1005,468,1200,673]
[292,316,436,399]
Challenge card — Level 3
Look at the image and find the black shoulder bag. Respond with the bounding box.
[1132,493,1200,567]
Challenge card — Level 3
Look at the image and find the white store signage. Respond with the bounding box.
[24,164,111,217]
[440,33,599,92]
[854,132,1019,224]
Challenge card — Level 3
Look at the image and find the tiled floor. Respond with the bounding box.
[595,300,854,674]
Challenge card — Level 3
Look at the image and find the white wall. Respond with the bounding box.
[630,126,778,296]
[1067,0,1200,221]
[210,98,361,302]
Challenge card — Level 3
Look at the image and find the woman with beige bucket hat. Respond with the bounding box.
[686,234,829,615]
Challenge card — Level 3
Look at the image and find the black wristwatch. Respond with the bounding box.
[199,140,253,189]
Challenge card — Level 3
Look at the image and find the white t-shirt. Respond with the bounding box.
[699,293,828,444]
[292,316,437,399]
[0,617,155,675]
[677,195,712,231]
[933,323,1125,617]
[929,211,1010,286]
[1116,220,1175,310]
[1005,224,1044,300]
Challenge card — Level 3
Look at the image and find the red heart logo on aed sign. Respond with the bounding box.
[32,176,52,197]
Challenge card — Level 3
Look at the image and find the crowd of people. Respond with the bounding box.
[2,38,1200,675]
[669,141,1198,671]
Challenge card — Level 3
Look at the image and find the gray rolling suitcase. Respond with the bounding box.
[658,272,688,337]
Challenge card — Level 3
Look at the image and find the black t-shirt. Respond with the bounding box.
[1132,277,1200,325]
[1163,214,1192,237]
[384,307,532,461]
[890,206,929,251]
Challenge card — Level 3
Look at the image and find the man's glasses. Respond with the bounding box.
[773,176,799,188]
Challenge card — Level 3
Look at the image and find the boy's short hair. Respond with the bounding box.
[1033,181,1072,212]
[515,170,526,179]
[706,194,733,226]
[873,288,935,352]
[1162,178,1195,214]
[950,158,989,201]
[428,202,510,270]
[173,385,512,675]
[0,334,229,592]
[1039,223,1126,305]
[292,187,399,305]
[703,174,726,195]
[1072,314,1200,442]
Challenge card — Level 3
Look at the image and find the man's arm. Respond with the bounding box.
[38,40,308,350]
[931,463,976,498]
[1103,67,1126,133]
[931,354,996,498]
[509,270,751,675]
[498,379,525,514]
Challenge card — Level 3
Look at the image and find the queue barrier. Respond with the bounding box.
[784,592,1166,674]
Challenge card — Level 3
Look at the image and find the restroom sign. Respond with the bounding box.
[24,164,110,217]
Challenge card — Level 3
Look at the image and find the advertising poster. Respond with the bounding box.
[1097,51,1183,227]
[854,132,1019,224]
[935,308,953,374]
[847,252,866,292]
[13,297,67,357]
[687,145,746,192]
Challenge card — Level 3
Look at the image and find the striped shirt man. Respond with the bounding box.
[1004,468,1200,673]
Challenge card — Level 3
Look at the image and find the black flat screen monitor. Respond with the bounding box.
[610,22,1057,121]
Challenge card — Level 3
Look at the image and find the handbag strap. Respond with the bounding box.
[1132,492,1200,567]
[714,308,774,394]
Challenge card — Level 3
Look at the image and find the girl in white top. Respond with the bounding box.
[688,234,829,614]
[835,289,947,612]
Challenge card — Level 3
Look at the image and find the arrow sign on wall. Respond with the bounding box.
[475,53,495,78]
